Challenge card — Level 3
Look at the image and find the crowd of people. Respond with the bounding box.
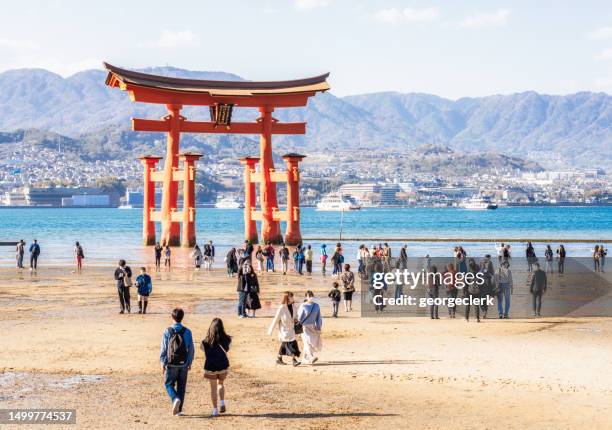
[11,235,609,418]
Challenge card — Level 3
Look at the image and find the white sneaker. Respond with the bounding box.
[212,408,219,417]
[172,398,181,416]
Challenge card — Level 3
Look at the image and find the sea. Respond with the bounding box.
[0,206,610,266]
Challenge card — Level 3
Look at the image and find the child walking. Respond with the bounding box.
[201,318,232,417]
[328,282,341,317]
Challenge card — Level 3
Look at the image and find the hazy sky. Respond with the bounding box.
[1,0,612,98]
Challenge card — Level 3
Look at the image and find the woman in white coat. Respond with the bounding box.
[268,291,301,366]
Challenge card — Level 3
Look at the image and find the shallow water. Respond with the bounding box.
[0,206,609,266]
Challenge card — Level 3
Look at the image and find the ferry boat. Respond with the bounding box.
[316,193,361,211]
[215,196,244,209]
[460,196,498,210]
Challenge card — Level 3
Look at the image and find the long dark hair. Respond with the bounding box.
[204,318,231,347]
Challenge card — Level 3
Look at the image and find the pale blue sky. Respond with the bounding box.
[1,0,612,98]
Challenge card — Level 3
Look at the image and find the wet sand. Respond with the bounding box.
[1,265,611,429]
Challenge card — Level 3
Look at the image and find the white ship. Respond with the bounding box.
[117,204,133,209]
[215,196,244,209]
[316,193,361,211]
[460,196,498,210]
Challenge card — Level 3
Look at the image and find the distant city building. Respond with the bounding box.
[338,183,380,198]
[63,194,110,207]
[379,184,400,205]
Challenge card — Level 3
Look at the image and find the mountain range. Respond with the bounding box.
[0,67,610,169]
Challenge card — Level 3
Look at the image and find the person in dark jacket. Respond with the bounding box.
[479,255,495,319]
[526,242,536,272]
[226,248,238,277]
[242,263,261,318]
[29,239,41,271]
[201,318,231,417]
[530,263,548,317]
[114,259,132,314]
[154,243,162,269]
[236,262,259,318]
[136,267,152,314]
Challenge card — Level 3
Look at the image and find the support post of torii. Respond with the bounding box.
[180,152,202,247]
[283,153,306,246]
[239,156,259,244]
[139,155,162,245]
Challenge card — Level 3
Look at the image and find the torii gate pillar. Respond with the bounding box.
[283,153,306,246]
[239,156,259,244]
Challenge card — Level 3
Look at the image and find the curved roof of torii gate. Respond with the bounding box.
[103,62,330,107]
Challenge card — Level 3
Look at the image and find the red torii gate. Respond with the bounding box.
[104,63,330,246]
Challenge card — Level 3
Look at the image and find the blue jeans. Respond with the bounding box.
[266,257,274,271]
[164,365,188,410]
[498,283,511,317]
[394,284,404,300]
[237,291,247,316]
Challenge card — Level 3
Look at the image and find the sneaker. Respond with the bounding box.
[172,398,181,416]
[212,408,219,417]
[119,310,124,314]
[292,359,301,367]
[238,315,245,319]
[276,358,286,365]
[220,404,226,413]
[311,357,318,364]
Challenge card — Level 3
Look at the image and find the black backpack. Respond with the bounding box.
[167,327,188,366]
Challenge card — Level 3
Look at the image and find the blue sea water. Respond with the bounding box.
[0,206,609,265]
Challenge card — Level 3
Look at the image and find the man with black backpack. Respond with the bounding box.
[160,308,194,416]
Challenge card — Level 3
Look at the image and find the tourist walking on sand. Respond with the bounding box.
[556,244,566,274]
[496,242,505,264]
[268,291,301,366]
[255,245,264,274]
[593,245,601,272]
[237,261,259,318]
[280,243,290,275]
[305,245,313,275]
[464,259,481,322]
[398,245,408,270]
[479,255,495,319]
[192,244,203,270]
[526,242,536,272]
[427,265,441,319]
[243,264,261,318]
[382,243,392,272]
[74,241,84,272]
[154,243,162,269]
[225,248,238,277]
[201,318,231,417]
[370,260,386,314]
[331,245,344,277]
[339,263,355,312]
[136,267,152,314]
[298,291,323,364]
[544,245,554,274]
[164,245,171,268]
[530,262,547,317]
[328,281,341,317]
[160,308,194,416]
[444,263,458,319]
[16,239,25,269]
[114,259,132,314]
[599,245,607,273]
[264,242,275,272]
[320,243,328,274]
[29,239,41,271]
[204,240,215,270]
[495,261,513,319]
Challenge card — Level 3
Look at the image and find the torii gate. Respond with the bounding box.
[104,63,330,246]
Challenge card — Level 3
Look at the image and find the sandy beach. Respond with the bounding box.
[1,264,612,429]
